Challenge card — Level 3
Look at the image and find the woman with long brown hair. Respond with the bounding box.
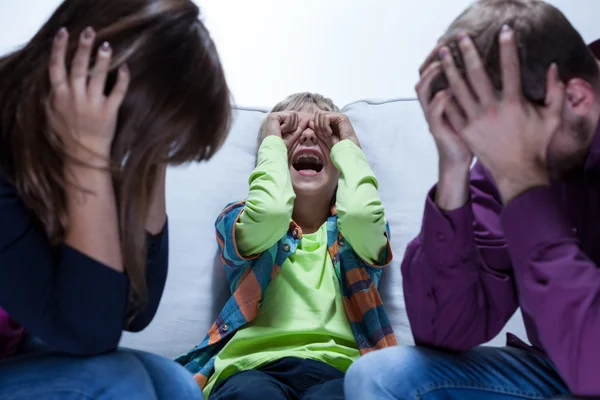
[0,0,230,397]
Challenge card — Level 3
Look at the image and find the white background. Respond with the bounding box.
[1,0,598,108]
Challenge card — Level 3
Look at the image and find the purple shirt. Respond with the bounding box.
[402,124,600,396]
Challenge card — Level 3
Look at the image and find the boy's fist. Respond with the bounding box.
[264,111,301,137]
[310,111,360,148]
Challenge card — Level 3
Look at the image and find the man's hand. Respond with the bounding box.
[310,111,361,148]
[416,46,473,211]
[440,26,565,204]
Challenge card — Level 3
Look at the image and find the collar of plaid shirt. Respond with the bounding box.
[175,201,396,389]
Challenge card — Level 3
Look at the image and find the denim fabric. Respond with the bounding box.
[344,346,570,400]
[210,357,344,400]
[0,336,203,400]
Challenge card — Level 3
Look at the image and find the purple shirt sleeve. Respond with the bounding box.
[502,187,600,396]
[402,162,518,350]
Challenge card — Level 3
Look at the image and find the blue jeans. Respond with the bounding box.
[210,357,344,400]
[344,346,571,400]
[0,337,203,399]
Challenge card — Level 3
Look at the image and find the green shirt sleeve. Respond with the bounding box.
[331,140,388,265]
[235,136,296,257]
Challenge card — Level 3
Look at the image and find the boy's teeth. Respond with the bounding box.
[295,154,322,164]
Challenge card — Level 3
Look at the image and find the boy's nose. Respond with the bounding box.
[299,128,318,145]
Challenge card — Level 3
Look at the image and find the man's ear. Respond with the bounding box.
[564,78,596,117]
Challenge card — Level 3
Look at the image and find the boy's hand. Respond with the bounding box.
[264,111,309,147]
[440,27,565,204]
[310,111,361,148]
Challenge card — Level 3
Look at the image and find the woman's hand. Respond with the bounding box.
[47,27,130,162]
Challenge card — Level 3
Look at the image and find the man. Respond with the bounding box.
[345,0,600,398]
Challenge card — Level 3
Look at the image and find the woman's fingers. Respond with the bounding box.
[106,65,130,112]
[89,42,112,100]
[49,28,69,95]
[71,27,95,97]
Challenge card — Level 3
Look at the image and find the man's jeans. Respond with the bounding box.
[344,345,570,400]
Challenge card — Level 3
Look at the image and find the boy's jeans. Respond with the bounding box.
[344,345,571,400]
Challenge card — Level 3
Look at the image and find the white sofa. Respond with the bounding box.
[120,97,527,359]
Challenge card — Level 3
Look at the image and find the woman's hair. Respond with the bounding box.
[0,0,231,315]
[429,0,600,104]
[255,92,340,156]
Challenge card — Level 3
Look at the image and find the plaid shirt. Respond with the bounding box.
[175,201,396,388]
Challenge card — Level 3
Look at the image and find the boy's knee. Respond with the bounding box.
[344,346,438,400]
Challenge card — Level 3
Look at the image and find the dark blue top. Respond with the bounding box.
[0,173,168,356]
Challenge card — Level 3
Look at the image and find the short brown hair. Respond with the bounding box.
[430,0,599,104]
[256,92,340,154]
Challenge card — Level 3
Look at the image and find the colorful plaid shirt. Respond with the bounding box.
[175,200,396,388]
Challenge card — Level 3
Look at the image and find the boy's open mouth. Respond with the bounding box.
[292,149,324,177]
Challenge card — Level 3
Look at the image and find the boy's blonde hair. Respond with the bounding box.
[256,92,340,155]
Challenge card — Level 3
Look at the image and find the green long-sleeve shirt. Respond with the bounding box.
[236,135,387,262]
[204,136,388,397]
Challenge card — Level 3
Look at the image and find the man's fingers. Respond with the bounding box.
[106,65,130,112]
[445,98,467,133]
[439,46,479,118]
[419,44,442,76]
[71,27,95,96]
[416,61,443,110]
[427,89,452,134]
[499,25,522,102]
[545,63,565,118]
[49,28,69,93]
[457,32,496,107]
[89,42,112,99]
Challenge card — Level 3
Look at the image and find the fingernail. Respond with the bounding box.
[502,24,512,32]
[82,27,94,40]
[55,27,67,40]
[119,64,129,74]
[100,42,111,53]
[457,31,469,42]
[439,47,449,58]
